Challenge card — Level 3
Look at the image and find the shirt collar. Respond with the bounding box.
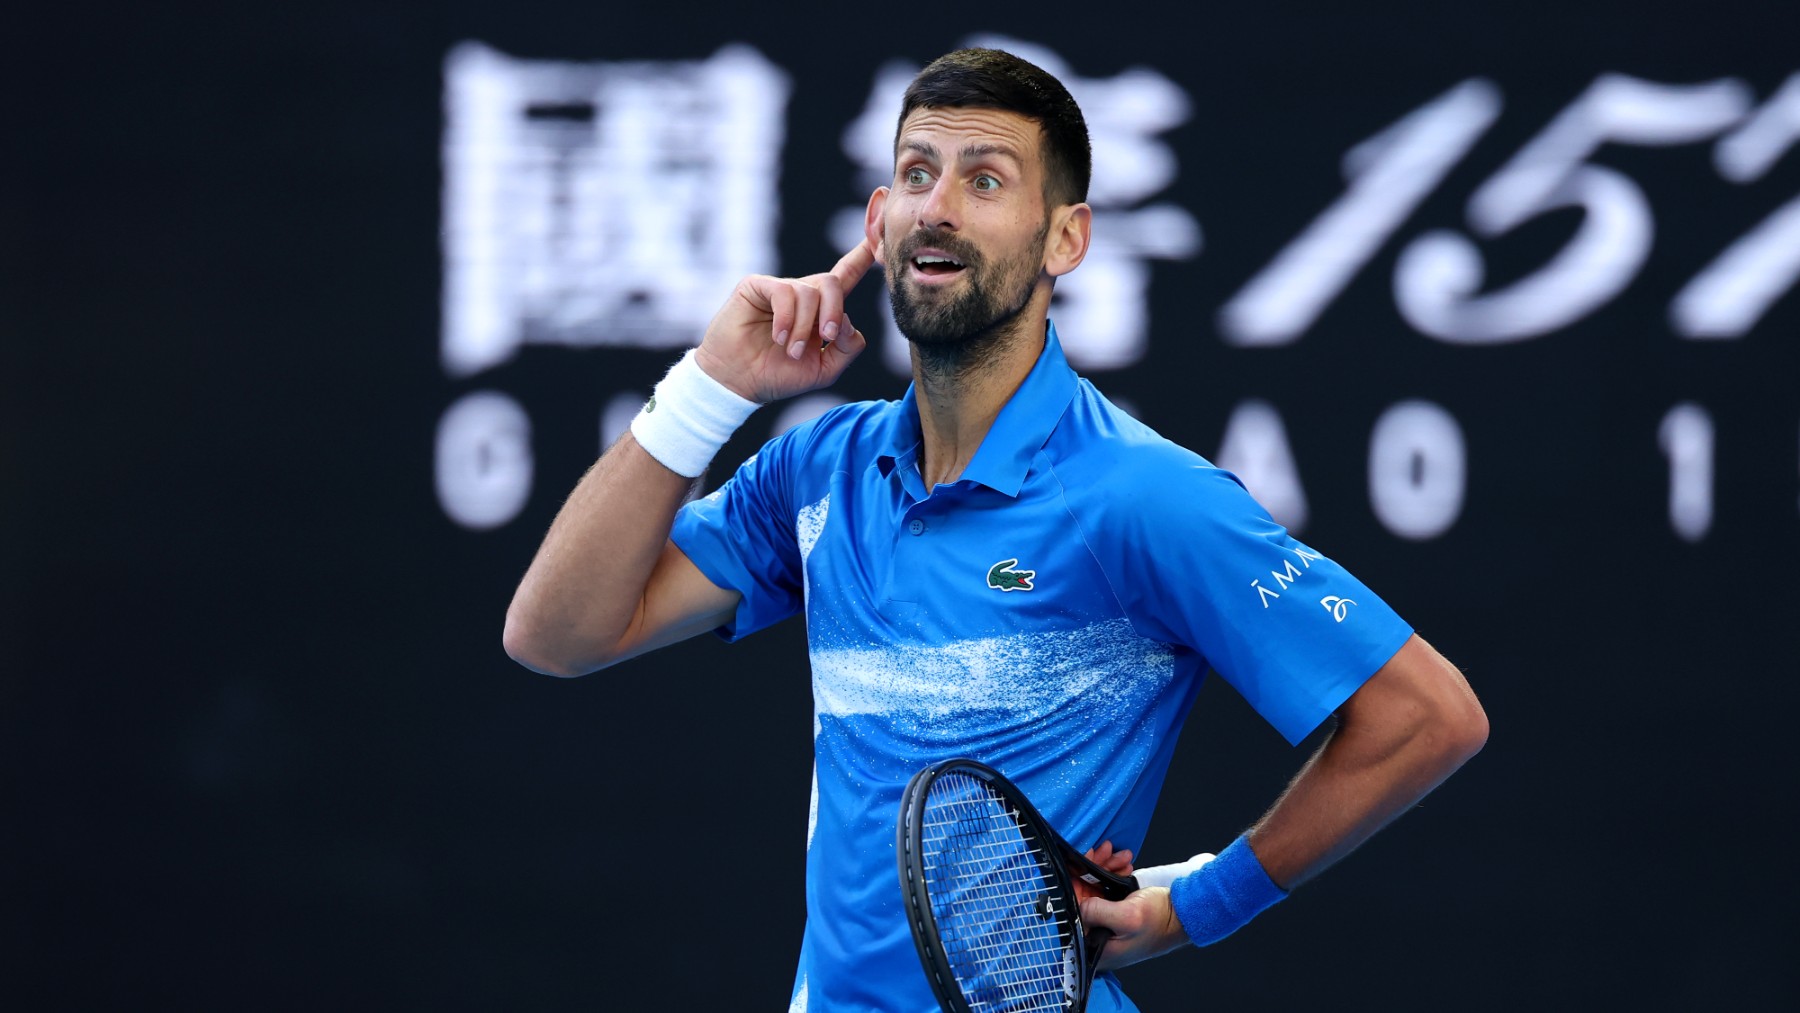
[875,320,1079,499]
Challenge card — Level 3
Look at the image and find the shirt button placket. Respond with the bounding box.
[907,518,926,536]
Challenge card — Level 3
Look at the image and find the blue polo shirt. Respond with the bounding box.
[670,322,1412,1013]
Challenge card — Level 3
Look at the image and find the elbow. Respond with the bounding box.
[1433,692,1489,772]
[1417,646,1489,770]
[502,610,607,678]
[1452,701,1489,765]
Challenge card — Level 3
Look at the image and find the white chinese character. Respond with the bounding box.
[831,36,1201,374]
[442,42,790,377]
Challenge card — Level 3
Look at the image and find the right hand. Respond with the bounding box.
[693,239,879,404]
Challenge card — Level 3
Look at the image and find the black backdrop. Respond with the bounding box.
[10,1,1800,1009]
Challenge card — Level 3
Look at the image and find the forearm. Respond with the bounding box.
[1248,718,1461,888]
[1247,637,1488,888]
[502,433,698,676]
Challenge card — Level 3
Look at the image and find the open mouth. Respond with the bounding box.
[910,252,967,280]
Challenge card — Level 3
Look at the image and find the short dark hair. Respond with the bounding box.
[897,48,1092,208]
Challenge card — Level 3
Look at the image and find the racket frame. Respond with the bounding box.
[896,757,1138,1013]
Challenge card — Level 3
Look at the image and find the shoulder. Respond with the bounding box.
[1047,382,1258,526]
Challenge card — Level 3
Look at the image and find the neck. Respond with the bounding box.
[909,306,1048,490]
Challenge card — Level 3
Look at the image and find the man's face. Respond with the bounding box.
[877,106,1053,349]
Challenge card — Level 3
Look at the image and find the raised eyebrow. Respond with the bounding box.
[898,139,941,165]
[959,142,1023,169]
[896,139,1021,172]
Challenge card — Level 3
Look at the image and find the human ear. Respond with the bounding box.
[1044,202,1092,278]
[865,187,890,262]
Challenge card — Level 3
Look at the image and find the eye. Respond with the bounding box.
[905,166,931,187]
[973,174,1001,192]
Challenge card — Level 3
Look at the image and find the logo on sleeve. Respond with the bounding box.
[1251,546,1324,608]
[986,558,1036,592]
[1320,596,1356,622]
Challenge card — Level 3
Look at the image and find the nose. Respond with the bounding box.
[918,176,962,232]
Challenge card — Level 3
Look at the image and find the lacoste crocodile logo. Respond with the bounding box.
[986,559,1036,592]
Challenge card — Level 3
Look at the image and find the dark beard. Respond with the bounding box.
[888,225,1046,379]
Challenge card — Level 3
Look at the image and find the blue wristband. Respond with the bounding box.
[1167,834,1288,947]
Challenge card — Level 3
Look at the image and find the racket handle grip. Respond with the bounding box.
[1087,925,1114,968]
[1066,845,1140,901]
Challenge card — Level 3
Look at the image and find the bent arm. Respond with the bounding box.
[503,241,878,677]
[502,432,739,677]
[1248,633,1489,887]
[1084,633,1487,965]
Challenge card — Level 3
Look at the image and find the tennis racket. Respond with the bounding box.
[896,757,1139,1013]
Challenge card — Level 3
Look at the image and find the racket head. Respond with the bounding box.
[896,758,1098,1013]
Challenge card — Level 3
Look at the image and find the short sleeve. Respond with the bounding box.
[670,438,804,642]
[1099,460,1413,744]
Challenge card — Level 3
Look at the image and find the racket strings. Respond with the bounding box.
[920,772,1078,1012]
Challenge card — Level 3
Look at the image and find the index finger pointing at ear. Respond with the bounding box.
[829,237,878,292]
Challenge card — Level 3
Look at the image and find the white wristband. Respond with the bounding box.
[629,349,760,478]
[1132,851,1217,890]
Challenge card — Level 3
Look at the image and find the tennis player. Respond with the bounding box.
[505,47,1487,1012]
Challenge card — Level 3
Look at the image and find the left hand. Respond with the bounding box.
[1071,841,1134,904]
[1081,888,1191,971]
